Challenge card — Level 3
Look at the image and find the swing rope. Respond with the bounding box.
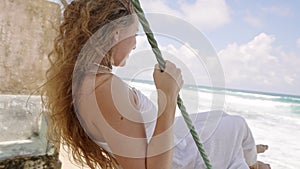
[131,0,212,168]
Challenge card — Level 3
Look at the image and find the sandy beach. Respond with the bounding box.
[59,147,90,169]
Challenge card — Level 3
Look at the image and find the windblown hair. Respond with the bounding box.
[42,0,135,168]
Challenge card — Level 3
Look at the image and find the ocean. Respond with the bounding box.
[126,79,300,169]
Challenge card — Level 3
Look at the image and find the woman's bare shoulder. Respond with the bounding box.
[94,74,138,108]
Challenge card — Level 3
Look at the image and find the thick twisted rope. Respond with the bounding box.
[131,0,212,168]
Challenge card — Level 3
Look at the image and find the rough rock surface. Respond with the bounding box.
[0,154,61,169]
[0,95,61,169]
[0,0,62,168]
[0,0,60,94]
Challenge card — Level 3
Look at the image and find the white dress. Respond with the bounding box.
[95,87,257,169]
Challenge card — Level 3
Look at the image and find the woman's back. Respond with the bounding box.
[77,73,157,149]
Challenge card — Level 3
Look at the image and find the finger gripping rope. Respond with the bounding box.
[131,0,212,168]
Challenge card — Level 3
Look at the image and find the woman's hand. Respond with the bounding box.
[153,61,184,101]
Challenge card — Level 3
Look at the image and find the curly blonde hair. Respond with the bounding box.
[42,0,135,168]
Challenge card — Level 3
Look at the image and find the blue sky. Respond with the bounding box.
[209,0,300,52]
[134,0,300,96]
[49,0,300,96]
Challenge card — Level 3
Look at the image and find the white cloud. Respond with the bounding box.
[261,5,292,17]
[126,33,300,95]
[297,38,300,48]
[243,12,263,28]
[122,36,215,86]
[49,0,231,30]
[140,0,231,31]
[218,33,300,95]
[179,0,231,30]
[160,43,212,85]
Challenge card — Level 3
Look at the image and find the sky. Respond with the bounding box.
[49,0,300,96]
[133,0,300,96]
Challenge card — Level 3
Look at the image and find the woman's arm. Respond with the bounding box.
[146,61,183,169]
[146,92,177,169]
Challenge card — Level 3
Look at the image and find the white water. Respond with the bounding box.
[129,81,300,169]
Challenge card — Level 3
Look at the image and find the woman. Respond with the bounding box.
[42,0,270,168]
